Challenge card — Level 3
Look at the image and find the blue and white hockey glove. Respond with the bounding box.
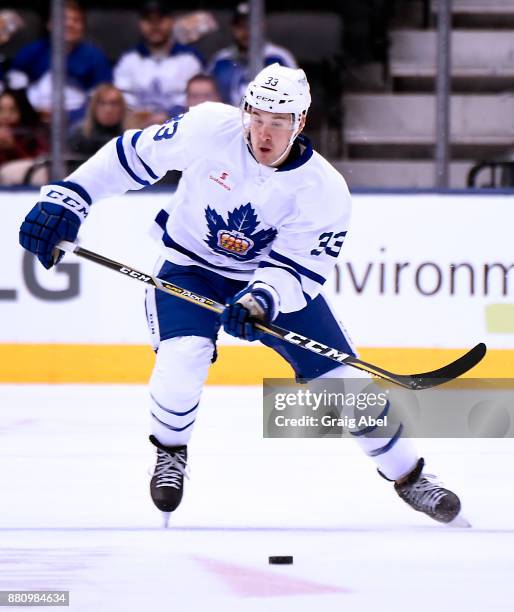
[221,283,279,342]
[19,181,90,269]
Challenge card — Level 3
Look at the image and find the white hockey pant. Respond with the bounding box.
[318,365,418,480]
[149,336,214,447]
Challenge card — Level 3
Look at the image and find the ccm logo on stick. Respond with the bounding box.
[283,331,350,361]
[120,267,151,282]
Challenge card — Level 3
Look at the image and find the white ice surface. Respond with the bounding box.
[1,384,513,611]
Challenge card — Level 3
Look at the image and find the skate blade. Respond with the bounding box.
[161,512,171,528]
[446,513,471,528]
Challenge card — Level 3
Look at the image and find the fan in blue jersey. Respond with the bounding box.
[7,0,112,126]
[18,63,466,528]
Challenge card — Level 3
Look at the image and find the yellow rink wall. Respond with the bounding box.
[0,344,510,384]
[4,192,514,383]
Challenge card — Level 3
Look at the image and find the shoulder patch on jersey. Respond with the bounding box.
[205,203,277,260]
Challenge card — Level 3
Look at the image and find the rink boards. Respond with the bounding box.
[2,190,513,382]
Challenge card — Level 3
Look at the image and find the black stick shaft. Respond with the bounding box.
[57,241,486,389]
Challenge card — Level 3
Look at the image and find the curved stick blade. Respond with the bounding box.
[405,343,487,390]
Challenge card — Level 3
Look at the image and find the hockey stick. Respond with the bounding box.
[56,240,486,390]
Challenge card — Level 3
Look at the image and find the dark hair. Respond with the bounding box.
[65,0,85,14]
[139,0,172,18]
[232,2,250,24]
[0,89,41,127]
[186,74,219,93]
[42,0,85,22]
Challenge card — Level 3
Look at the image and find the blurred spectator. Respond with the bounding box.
[6,0,112,126]
[114,0,204,128]
[68,83,127,159]
[0,10,23,46]
[160,75,221,186]
[169,73,221,116]
[0,10,24,90]
[209,2,297,107]
[0,88,48,185]
[186,74,221,107]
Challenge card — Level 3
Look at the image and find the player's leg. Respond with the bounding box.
[147,336,214,515]
[145,261,224,519]
[318,365,462,524]
[261,294,418,479]
[318,366,421,479]
[263,293,463,524]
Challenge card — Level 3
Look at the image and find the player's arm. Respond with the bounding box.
[61,110,195,202]
[222,186,351,340]
[18,110,199,269]
[252,206,350,313]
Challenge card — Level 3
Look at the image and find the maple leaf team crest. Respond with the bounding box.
[204,203,277,260]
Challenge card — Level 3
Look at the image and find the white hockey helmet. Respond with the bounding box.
[243,63,311,132]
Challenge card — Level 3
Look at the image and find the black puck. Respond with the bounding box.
[269,555,293,565]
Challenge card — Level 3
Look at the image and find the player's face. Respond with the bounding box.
[247,109,296,166]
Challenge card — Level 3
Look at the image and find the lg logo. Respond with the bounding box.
[0,252,80,301]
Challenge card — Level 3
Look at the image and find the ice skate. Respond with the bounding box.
[382,458,468,526]
[149,435,188,527]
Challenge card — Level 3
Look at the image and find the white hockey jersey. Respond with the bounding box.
[113,43,203,112]
[66,102,352,314]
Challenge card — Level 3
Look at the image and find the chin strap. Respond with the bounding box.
[269,135,298,167]
[244,130,302,168]
[241,104,305,167]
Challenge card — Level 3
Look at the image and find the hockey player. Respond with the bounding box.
[19,64,464,527]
